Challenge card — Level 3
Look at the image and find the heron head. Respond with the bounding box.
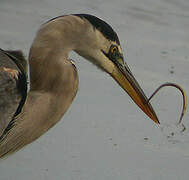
[74,14,159,124]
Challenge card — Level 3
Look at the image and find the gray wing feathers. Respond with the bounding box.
[0,49,27,137]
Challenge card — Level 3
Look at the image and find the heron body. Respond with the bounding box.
[0,14,159,158]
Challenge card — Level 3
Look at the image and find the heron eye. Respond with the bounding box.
[110,45,118,54]
[102,45,120,62]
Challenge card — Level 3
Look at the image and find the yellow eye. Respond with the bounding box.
[110,46,118,54]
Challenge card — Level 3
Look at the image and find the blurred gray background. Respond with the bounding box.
[0,0,189,179]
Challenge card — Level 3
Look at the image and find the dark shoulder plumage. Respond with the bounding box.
[74,14,120,45]
[5,50,27,73]
[1,49,28,117]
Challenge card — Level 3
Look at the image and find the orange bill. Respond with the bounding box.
[110,61,159,124]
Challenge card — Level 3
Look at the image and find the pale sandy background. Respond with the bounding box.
[0,0,189,179]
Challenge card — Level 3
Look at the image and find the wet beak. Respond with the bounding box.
[110,58,159,124]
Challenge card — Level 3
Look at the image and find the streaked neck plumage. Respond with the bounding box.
[29,16,82,91]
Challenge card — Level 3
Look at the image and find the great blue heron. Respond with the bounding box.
[0,14,159,158]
